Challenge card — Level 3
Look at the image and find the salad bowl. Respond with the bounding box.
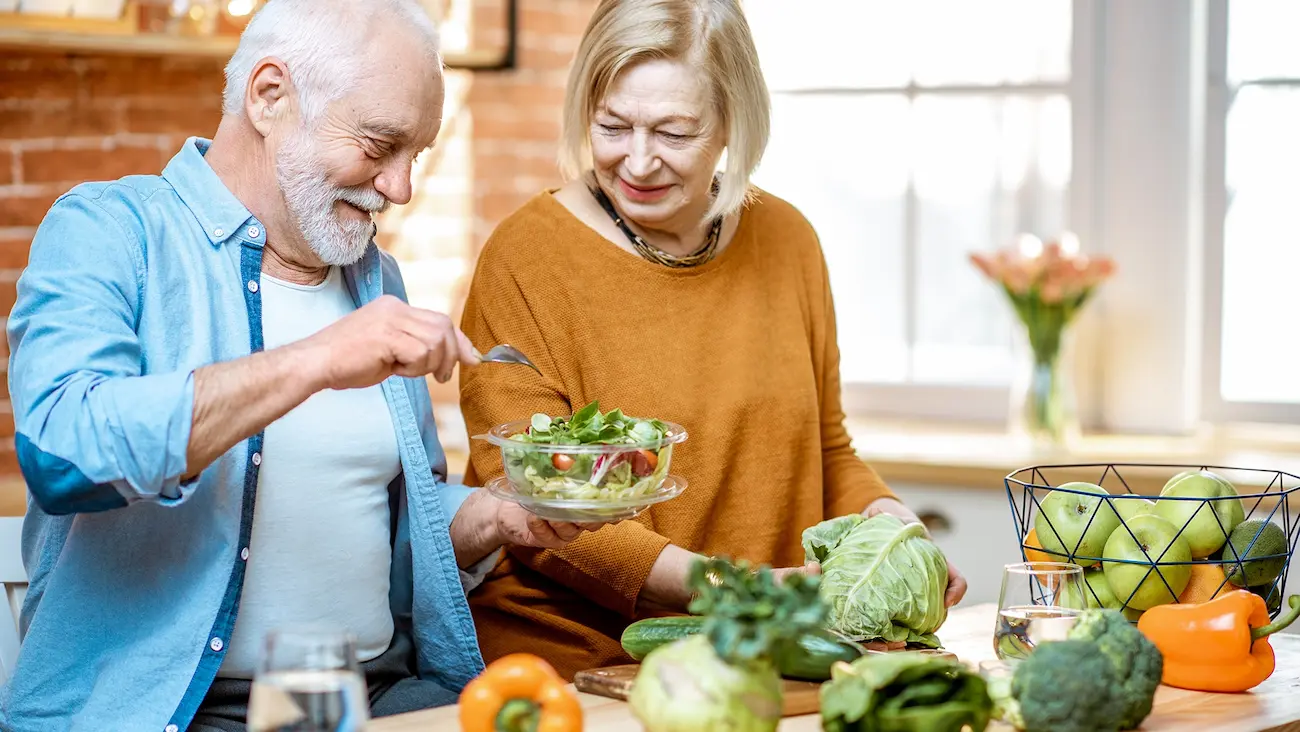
[483,474,688,522]
[475,401,689,521]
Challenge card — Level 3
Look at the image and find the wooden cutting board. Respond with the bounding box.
[573,648,959,718]
[572,664,825,717]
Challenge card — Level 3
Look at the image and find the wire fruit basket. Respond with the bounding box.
[1004,463,1299,622]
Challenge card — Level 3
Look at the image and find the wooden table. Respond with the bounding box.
[370,602,1300,732]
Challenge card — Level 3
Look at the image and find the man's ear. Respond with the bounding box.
[245,57,294,137]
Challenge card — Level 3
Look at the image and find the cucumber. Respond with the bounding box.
[621,616,706,661]
[620,616,862,681]
[778,628,865,681]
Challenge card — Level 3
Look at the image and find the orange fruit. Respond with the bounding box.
[1023,528,1055,564]
[1178,563,1232,605]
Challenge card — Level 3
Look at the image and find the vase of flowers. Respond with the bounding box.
[971,234,1117,449]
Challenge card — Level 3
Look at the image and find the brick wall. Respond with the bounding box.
[0,0,597,487]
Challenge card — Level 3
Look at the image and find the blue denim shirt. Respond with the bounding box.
[2,137,487,731]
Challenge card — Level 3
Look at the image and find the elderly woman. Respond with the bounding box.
[457,0,967,678]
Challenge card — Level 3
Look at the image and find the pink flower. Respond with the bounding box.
[1003,260,1034,294]
[969,232,1118,306]
[969,252,999,281]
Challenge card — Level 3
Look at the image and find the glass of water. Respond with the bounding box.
[994,562,1087,662]
[249,627,370,732]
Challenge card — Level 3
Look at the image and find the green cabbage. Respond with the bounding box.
[628,635,783,732]
[802,513,950,647]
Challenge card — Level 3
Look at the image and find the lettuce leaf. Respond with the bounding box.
[802,513,950,647]
[819,652,992,732]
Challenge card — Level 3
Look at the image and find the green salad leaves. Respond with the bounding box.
[503,401,673,501]
[820,652,993,732]
[803,514,951,648]
[513,400,670,447]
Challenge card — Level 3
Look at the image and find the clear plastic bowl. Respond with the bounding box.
[474,417,689,520]
[484,474,689,522]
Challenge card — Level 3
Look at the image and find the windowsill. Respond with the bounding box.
[847,416,1300,497]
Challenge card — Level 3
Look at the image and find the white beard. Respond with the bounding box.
[275,128,390,266]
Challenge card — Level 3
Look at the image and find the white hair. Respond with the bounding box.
[222,0,442,122]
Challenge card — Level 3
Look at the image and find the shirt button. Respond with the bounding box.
[247,226,261,238]
[166,725,179,732]
[252,451,262,466]
[247,280,259,293]
[210,637,224,652]
[213,228,224,238]
[241,547,250,561]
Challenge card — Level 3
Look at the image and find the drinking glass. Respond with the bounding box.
[994,561,1087,662]
[249,627,370,732]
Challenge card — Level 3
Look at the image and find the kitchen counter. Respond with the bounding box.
[371,602,1300,732]
[845,418,1300,497]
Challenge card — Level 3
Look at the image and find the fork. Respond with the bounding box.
[477,344,542,375]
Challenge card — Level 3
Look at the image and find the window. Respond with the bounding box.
[744,1,1076,420]
[1203,0,1300,423]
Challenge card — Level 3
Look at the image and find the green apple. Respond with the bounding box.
[1033,482,1121,567]
[1059,566,1122,610]
[1155,469,1245,558]
[1102,514,1193,611]
[1112,494,1157,523]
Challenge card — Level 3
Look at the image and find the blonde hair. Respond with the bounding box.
[559,0,770,222]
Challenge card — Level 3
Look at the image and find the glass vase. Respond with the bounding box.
[1008,324,1080,451]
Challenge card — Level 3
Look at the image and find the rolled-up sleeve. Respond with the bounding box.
[6,192,196,515]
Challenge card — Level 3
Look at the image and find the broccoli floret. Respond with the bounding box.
[1067,608,1164,729]
[990,640,1123,732]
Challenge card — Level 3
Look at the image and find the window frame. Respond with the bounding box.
[1199,0,1300,425]
[758,1,1097,425]
[757,1,1300,433]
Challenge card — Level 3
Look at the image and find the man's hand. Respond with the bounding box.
[185,296,480,481]
[301,294,481,389]
[864,496,969,608]
[449,489,605,569]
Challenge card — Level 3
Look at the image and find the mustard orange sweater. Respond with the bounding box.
[457,189,896,678]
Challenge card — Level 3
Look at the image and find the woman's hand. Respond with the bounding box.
[771,561,821,584]
[864,497,969,608]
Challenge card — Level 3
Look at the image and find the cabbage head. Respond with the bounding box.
[802,513,950,647]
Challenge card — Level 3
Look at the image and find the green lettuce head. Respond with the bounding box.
[802,513,950,647]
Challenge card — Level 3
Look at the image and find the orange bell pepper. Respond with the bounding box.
[1137,590,1300,693]
[458,653,583,732]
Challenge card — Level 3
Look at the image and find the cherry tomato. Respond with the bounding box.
[551,453,574,471]
[630,449,659,477]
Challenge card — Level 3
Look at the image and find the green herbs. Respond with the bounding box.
[686,557,828,667]
[512,401,669,447]
[628,557,829,732]
[502,401,673,502]
[820,652,994,732]
[802,514,951,647]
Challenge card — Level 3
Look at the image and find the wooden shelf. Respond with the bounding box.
[0,26,238,57]
[0,3,514,67]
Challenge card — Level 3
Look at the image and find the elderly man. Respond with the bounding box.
[1,0,587,729]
